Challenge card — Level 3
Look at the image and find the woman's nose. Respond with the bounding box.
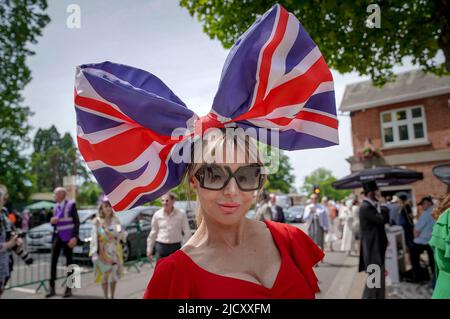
[223,177,238,195]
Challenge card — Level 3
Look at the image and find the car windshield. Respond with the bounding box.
[78,210,96,223]
[288,206,304,213]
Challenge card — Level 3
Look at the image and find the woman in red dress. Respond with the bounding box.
[74,3,336,300]
[144,129,324,299]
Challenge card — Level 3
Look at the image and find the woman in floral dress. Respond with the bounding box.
[89,197,127,299]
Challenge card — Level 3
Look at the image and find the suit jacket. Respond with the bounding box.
[358,199,389,272]
[272,205,285,223]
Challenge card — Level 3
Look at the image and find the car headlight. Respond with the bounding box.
[83,237,92,242]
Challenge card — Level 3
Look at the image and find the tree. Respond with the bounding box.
[0,0,50,203]
[31,126,90,192]
[172,176,197,201]
[77,181,102,206]
[180,0,450,86]
[302,167,351,201]
[265,151,295,193]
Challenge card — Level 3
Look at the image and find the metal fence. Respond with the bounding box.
[4,223,152,293]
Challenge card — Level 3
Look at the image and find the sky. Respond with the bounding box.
[23,0,421,191]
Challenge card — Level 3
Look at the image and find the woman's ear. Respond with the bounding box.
[189,176,197,189]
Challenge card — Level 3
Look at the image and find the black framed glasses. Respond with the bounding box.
[194,164,265,192]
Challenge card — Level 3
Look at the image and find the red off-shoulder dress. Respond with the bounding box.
[143,220,324,299]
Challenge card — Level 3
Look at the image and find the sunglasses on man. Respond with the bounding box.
[194,164,265,192]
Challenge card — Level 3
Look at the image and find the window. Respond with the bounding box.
[380,106,428,147]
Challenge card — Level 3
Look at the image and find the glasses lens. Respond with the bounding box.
[203,166,228,190]
[235,166,262,191]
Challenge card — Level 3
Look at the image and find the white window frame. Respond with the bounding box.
[380,105,428,148]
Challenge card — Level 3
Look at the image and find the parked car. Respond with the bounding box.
[73,206,160,262]
[285,205,305,223]
[174,200,197,231]
[275,195,291,210]
[26,209,97,252]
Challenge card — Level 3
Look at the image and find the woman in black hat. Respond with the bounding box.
[428,164,450,298]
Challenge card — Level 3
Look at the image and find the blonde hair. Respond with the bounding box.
[96,201,118,224]
[432,194,450,220]
[184,128,267,227]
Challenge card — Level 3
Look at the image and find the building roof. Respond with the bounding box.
[340,69,450,112]
[31,192,54,201]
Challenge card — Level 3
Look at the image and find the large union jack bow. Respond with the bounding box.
[74,4,338,211]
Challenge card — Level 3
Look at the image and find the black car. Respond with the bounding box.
[73,206,159,262]
[285,205,305,223]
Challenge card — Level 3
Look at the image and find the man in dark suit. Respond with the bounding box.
[269,193,285,223]
[358,180,389,299]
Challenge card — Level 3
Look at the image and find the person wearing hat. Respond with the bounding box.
[89,196,127,299]
[408,196,435,282]
[358,180,389,299]
[75,3,337,299]
[428,164,450,298]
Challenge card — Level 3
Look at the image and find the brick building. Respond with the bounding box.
[340,69,450,205]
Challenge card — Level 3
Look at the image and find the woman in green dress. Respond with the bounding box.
[429,194,450,299]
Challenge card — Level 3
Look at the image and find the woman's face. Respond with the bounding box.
[102,202,113,218]
[191,161,261,226]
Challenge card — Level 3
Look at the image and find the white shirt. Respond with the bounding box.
[146,207,191,255]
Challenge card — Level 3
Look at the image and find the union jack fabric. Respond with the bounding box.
[74,4,338,211]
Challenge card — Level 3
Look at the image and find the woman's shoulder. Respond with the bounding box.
[266,221,324,260]
[153,251,187,271]
[429,209,450,256]
[143,251,193,299]
[437,209,450,223]
[265,220,305,239]
[266,221,324,294]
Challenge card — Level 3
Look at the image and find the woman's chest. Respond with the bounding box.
[190,257,314,299]
[190,242,282,289]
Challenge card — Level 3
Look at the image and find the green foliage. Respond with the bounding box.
[77,181,102,206]
[31,126,90,192]
[302,167,351,200]
[0,0,50,203]
[171,175,197,201]
[180,0,450,86]
[265,150,295,193]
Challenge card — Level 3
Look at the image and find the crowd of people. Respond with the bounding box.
[250,180,448,299]
[0,184,130,299]
[1,175,449,300]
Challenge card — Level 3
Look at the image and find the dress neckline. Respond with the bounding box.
[177,220,284,291]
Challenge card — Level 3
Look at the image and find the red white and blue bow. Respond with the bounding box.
[74,4,338,211]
